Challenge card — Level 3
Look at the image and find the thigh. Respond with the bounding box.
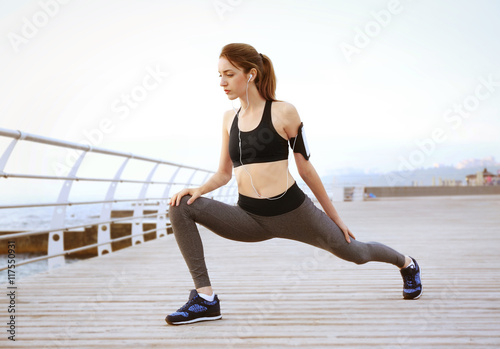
[256,196,355,254]
[188,196,272,243]
[261,196,394,264]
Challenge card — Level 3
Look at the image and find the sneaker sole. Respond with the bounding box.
[414,287,423,299]
[166,315,222,325]
[405,285,423,300]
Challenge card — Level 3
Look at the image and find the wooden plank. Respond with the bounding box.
[1,195,499,348]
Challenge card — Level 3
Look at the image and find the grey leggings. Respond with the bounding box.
[169,194,406,289]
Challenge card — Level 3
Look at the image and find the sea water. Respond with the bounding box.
[0,203,139,280]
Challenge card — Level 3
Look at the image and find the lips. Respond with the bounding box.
[224,90,230,94]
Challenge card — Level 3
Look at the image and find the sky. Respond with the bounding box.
[1,0,499,195]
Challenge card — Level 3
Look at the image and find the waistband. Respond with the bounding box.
[237,182,306,216]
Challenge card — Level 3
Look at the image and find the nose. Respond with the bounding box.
[220,77,227,87]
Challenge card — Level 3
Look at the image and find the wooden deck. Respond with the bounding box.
[3,195,500,348]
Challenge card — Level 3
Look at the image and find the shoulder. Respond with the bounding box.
[272,100,298,114]
[223,109,236,121]
[272,101,301,125]
[270,101,302,138]
[222,109,237,132]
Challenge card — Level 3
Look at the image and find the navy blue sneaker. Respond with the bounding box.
[400,257,423,299]
[166,289,222,325]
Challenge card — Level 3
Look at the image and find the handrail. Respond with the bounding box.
[0,193,237,210]
[0,212,166,240]
[0,127,238,272]
[0,225,168,270]
[1,197,183,210]
[0,128,205,171]
[1,172,195,185]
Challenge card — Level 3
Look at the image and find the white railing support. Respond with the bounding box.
[98,157,131,256]
[131,163,160,245]
[48,149,89,269]
[0,139,15,173]
[162,167,181,201]
[0,127,237,272]
[186,169,198,187]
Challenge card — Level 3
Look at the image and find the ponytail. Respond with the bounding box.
[259,54,277,101]
[220,43,277,101]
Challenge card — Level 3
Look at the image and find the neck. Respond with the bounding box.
[239,85,265,116]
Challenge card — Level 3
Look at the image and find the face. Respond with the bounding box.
[218,57,248,100]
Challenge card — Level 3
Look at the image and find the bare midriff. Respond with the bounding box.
[234,159,295,198]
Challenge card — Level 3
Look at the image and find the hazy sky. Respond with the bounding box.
[1,0,499,181]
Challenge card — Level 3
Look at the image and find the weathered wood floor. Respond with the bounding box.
[2,195,500,348]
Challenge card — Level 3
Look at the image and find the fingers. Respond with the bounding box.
[342,227,355,243]
[343,230,351,243]
[168,194,176,206]
[187,193,199,205]
[168,189,199,206]
[175,191,186,207]
[168,190,185,207]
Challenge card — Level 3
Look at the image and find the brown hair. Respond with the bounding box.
[220,43,277,101]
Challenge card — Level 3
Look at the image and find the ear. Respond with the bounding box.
[248,68,257,82]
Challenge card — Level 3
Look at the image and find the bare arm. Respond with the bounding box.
[294,154,355,242]
[278,102,355,243]
[170,111,233,206]
[197,112,233,194]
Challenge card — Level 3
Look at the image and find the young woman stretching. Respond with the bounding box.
[165,43,422,325]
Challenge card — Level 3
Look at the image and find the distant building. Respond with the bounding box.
[466,168,500,186]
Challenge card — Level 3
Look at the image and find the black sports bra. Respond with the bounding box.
[229,100,289,168]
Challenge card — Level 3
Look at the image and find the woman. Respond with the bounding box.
[165,43,422,326]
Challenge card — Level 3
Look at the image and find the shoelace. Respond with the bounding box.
[404,274,414,287]
[177,296,198,312]
[403,267,417,287]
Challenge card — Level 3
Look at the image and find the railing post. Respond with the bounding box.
[159,167,181,236]
[98,157,131,256]
[162,167,181,201]
[0,132,26,174]
[131,163,159,245]
[155,200,169,238]
[48,148,89,269]
[186,169,198,187]
[201,172,211,186]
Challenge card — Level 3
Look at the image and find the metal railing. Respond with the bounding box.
[0,128,238,271]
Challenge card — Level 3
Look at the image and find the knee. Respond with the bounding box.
[341,241,370,265]
[352,256,369,265]
[168,195,192,222]
[349,242,376,265]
